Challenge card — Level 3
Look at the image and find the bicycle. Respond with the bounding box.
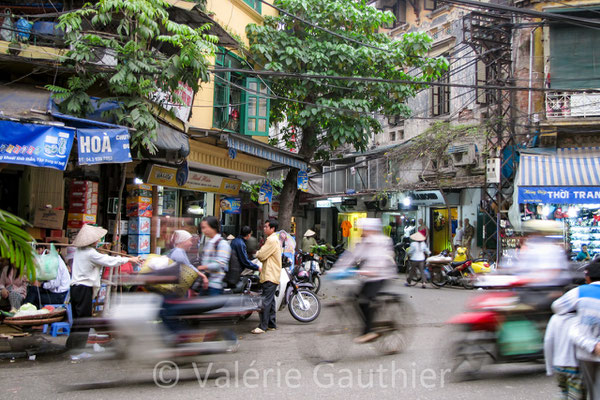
[305,272,416,364]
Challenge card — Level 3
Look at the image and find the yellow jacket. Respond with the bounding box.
[257,233,282,284]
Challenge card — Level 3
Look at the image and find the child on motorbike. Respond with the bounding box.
[331,218,397,344]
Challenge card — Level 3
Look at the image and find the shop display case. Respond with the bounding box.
[568,224,600,255]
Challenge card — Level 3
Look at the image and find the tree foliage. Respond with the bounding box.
[47,0,217,154]
[247,0,448,160]
[242,179,284,202]
[0,209,37,279]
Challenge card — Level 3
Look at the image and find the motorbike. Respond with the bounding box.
[454,246,495,274]
[296,251,322,293]
[323,244,346,271]
[394,237,411,273]
[445,278,557,378]
[426,249,495,289]
[246,256,321,323]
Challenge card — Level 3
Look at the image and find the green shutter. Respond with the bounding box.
[241,77,270,136]
[550,24,600,90]
[243,0,261,13]
[213,49,229,129]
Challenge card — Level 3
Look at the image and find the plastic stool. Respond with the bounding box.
[49,322,70,337]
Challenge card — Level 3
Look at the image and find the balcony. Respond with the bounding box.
[546,91,600,119]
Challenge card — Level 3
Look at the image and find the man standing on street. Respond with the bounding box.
[252,219,282,334]
[463,218,475,257]
[552,260,600,398]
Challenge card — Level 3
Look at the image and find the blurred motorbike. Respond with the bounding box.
[323,244,345,271]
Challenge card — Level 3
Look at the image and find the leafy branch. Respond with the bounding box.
[0,209,37,279]
[241,179,284,202]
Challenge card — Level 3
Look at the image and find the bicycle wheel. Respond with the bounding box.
[430,267,447,288]
[405,264,421,286]
[306,303,356,364]
[372,294,416,356]
[288,290,321,322]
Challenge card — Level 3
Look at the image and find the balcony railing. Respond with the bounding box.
[546,91,600,119]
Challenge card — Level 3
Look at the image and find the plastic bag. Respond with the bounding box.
[16,18,32,41]
[1,12,13,42]
[35,243,59,281]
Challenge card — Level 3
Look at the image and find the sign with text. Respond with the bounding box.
[220,197,241,214]
[519,186,600,204]
[410,190,445,206]
[77,128,132,165]
[297,170,308,192]
[258,181,273,205]
[146,164,241,196]
[0,120,75,170]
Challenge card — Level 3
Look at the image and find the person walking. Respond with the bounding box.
[463,218,475,257]
[453,220,464,257]
[332,218,397,344]
[231,226,260,272]
[197,216,231,296]
[407,232,430,289]
[552,260,600,398]
[67,224,140,349]
[251,219,282,334]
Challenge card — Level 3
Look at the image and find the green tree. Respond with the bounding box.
[47,0,217,154]
[246,0,448,230]
[0,209,37,279]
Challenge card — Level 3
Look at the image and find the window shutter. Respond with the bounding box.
[242,77,270,136]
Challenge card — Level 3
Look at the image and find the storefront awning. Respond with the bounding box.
[517,147,600,204]
[227,134,308,171]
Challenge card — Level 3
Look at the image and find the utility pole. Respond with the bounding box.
[463,12,515,264]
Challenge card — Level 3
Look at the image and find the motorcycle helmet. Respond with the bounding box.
[297,270,309,280]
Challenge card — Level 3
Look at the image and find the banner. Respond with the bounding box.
[519,186,600,204]
[0,120,75,170]
[220,197,241,214]
[258,181,273,205]
[78,128,132,165]
[297,170,308,192]
[145,164,241,196]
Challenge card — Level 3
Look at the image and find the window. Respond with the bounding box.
[243,0,262,13]
[399,129,405,140]
[214,49,270,136]
[390,131,396,141]
[424,0,440,11]
[382,1,407,28]
[431,71,450,116]
[241,78,270,136]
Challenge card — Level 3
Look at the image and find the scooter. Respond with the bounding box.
[323,244,345,271]
[454,247,495,274]
[394,237,411,273]
[296,251,322,293]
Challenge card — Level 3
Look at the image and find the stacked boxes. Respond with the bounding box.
[127,184,153,254]
[67,180,98,229]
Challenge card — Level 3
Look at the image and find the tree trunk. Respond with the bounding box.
[277,125,317,232]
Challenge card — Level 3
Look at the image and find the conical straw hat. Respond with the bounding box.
[410,232,426,242]
[304,229,316,237]
[72,224,108,247]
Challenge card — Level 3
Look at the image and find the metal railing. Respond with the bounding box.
[546,90,600,119]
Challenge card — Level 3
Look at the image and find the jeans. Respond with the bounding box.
[259,281,277,331]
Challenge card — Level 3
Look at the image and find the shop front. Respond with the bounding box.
[513,148,600,259]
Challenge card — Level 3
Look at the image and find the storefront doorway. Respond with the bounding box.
[430,207,458,254]
[337,212,367,249]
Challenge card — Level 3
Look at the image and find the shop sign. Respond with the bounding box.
[269,201,279,217]
[316,200,332,208]
[342,198,358,206]
[77,128,132,165]
[0,120,75,170]
[519,186,600,204]
[146,164,241,196]
[220,197,241,214]
[258,181,273,205]
[297,170,308,192]
[151,82,194,122]
[410,190,444,206]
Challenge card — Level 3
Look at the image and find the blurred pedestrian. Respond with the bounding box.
[67,224,140,349]
[252,219,282,334]
[407,232,430,289]
[453,220,464,256]
[332,218,396,344]
[463,218,475,257]
[197,216,231,296]
[545,311,586,399]
[552,260,600,398]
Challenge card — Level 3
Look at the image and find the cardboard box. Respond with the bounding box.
[108,219,128,235]
[127,184,152,198]
[49,229,64,237]
[128,234,150,254]
[33,207,65,230]
[71,180,98,192]
[128,217,151,235]
[69,202,98,214]
[46,236,69,244]
[67,213,97,229]
[26,227,45,240]
[126,196,152,205]
[126,203,152,217]
[69,192,98,204]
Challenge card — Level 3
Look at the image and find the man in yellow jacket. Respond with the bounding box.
[252,219,282,334]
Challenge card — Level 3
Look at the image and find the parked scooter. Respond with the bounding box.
[296,251,322,293]
[427,249,495,289]
[323,244,345,271]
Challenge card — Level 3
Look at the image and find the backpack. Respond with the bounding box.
[209,237,241,287]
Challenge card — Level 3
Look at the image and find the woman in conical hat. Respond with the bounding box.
[67,224,140,350]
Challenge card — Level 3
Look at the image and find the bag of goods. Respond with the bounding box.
[35,243,59,280]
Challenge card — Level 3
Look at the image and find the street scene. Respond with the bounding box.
[0,0,599,399]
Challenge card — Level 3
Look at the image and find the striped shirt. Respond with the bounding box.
[201,234,231,290]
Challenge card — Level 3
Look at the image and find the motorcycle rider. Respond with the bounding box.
[332,218,397,344]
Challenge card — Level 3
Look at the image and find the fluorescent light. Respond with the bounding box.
[134,177,144,185]
[328,197,342,203]
[403,197,411,207]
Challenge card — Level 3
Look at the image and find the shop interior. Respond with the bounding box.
[337,212,367,249]
[431,207,458,254]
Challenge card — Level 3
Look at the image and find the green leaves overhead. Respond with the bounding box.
[0,209,37,280]
[47,0,217,154]
[246,0,448,159]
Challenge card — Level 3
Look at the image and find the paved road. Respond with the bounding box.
[0,279,555,399]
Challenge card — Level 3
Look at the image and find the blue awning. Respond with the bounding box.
[227,134,307,171]
[519,147,600,186]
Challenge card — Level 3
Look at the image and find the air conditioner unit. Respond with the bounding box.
[447,143,477,166]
